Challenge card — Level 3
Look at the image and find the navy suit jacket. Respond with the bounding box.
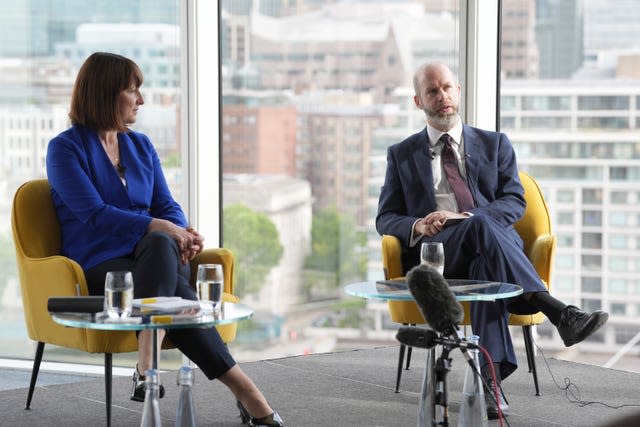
[376,124,526,249]
[46,124,187,271]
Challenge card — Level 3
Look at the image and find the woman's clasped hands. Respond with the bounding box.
[148,219,204,264]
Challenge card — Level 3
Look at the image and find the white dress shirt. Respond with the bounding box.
[409,118,469,246]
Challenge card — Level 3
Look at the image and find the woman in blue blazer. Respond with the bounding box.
[46,52,283,427]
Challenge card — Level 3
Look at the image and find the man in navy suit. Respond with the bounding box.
[376,62,608,418]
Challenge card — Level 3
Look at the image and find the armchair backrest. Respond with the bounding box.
[382,171,556,287]
[12,179,92,347]
[12,179,142,353]
[514,171,552,257]
[514,171,556,287]
[12,179,61,260]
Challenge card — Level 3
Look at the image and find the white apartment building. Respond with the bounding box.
[502,79,640,356]
[223,174,313,315]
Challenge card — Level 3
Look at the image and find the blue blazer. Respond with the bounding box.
[46,124,187,271]
[376,124,526,248]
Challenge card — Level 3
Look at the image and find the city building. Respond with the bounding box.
[296,100,384,224]
[236,2,455,102]
[222,91,298,176]
[223,173,313,314]
[501,0,539,79]
[502,78,640,354]
[535,0,584,79]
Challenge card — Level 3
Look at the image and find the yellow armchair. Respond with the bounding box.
[12,179,239,423]
[383,171,555,396]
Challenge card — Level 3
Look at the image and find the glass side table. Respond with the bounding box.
[344,279,523,427]
[51,302,253,427]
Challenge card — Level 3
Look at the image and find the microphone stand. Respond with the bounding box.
[417,326,504,427]
[418,329,456,427]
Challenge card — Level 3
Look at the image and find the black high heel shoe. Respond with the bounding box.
[237,400,284,427]
[130,364,166,402]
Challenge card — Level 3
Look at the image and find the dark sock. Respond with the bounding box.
[481,362,502,383]
[527,291,567,326]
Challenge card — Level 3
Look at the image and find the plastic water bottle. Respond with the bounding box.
[417,347,436,426]
[457,335,488,427]
[141,369,162,427]
[175,365,197,427]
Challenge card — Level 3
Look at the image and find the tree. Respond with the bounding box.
[303,207,366,298]
[223,204,283,297]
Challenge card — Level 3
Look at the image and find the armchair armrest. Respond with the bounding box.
[382,235,404,279]
[189,248,235,295]
[19,255,87,344]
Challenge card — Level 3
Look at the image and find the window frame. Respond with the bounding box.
[183,0,221,245]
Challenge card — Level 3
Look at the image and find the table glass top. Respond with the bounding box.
[51,302,253,331]
[344,279,522,302]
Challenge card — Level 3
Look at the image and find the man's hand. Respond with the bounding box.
[414,210,467,237]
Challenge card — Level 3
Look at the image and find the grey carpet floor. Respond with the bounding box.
[1,346,639,426]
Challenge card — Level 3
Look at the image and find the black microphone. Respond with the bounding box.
[406,263,464,334]
[396,326,439,349]
[396,326,480,351]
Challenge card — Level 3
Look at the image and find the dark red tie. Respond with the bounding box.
[440,134,474,212]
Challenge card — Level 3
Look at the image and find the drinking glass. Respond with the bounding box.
[104,271,134,319]
[420,242,445,275]
[196,264,224,314]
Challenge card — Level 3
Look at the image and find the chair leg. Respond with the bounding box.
[405,323,415,370]
[25,341,45,410]
[395,343,406,393]
[105,353,112,427]
[522,325,541,396]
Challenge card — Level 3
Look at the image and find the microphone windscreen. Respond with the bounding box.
[406,263,464,333]
[396,326,439,349]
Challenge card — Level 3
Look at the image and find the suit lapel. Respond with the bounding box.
[410,128,433,196]
[407,128,438,215]
[462,125,480,189]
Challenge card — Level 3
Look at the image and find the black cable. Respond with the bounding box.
[534,339,640,410]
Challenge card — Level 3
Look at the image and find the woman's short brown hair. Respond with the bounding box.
[69,52,143,132]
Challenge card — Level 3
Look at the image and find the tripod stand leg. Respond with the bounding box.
[417,347,436,427]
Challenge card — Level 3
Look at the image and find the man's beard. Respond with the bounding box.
[426,106,459,129]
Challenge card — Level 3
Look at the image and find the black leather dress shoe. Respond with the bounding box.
[484,380,509,420]
[237,400,284,427]
[557,305,609,347]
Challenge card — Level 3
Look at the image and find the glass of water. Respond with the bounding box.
[104,271,134,319]
[196,264,224,314]
[420,242,445,275]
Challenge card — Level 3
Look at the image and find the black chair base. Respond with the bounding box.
[25,342,114,426]
[522,324,541,395]
[394,323,414,393]
[25,341,45,410]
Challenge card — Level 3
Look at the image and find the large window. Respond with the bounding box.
[0,1,184,364]
[5,0,639,372]
[219,1,460,359]
[501,0,640,363]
